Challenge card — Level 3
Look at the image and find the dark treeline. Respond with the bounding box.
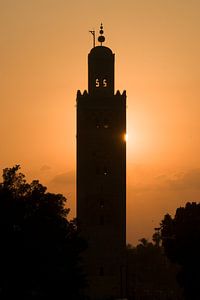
[126,235,183,300]
[0,166,199,299]
[128,201,200,300]
[161,202,200,300]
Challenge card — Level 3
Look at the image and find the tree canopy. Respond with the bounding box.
[126,235,182,300]
[160,202,200,300]
[0,165,86,299]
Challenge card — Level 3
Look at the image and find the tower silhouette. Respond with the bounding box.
[77,25,126,300]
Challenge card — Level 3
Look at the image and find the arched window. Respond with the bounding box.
[103,118,109,129]
[99,200,104,208]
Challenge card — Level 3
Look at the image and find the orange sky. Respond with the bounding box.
[1,0,200,244]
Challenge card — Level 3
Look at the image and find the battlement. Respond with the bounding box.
[115,90,126,97]
[77,90,126,98]
[77,90,89,97]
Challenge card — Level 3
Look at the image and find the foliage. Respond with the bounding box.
[160,202,200,300]
[126,234,183,300]
[0,165,86,299]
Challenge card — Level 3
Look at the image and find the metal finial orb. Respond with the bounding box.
[98,23,105,45]
[98,36,105,43]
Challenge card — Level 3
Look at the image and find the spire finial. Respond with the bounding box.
[98,23,105,46]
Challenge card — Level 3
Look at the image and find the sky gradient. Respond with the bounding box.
[1,0,200,244]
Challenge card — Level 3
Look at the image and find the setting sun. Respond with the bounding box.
[124,133,128,142]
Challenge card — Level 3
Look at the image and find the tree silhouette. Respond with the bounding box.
[160,202,200,300]
[0,165,86,299]
[126,234,183,300]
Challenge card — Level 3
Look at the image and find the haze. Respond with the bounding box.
[1,0,200,244]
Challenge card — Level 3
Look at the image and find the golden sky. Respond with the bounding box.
[1,0,200,244]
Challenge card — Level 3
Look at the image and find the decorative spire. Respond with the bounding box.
[98,23,105,46]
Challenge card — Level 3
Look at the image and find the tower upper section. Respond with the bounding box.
[88,25,114,96]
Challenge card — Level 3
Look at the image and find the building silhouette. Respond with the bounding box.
[77,24,126,300]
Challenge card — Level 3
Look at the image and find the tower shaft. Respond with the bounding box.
[76,31,126,299]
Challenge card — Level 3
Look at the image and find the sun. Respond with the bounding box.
[124,133,128,142]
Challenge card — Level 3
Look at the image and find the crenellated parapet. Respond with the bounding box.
[77,90,89,97]
[77,89,126,99]
[115,90,126,97]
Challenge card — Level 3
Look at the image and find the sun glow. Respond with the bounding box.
[124,133,128,142]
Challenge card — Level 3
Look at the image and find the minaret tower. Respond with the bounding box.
[77,24,126,300]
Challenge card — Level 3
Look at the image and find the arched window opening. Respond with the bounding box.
[103,118,109,129]
[103,167,109,176]
[99,200,104,208]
